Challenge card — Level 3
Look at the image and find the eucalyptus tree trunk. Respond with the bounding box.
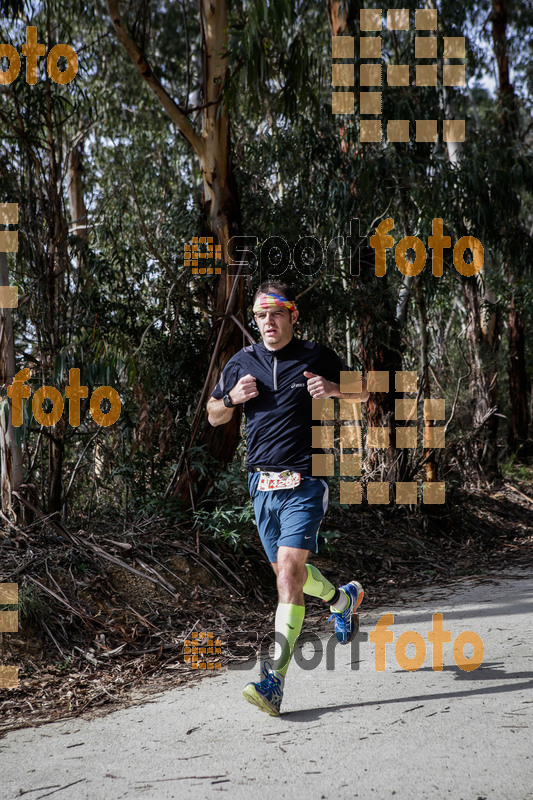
[442,22,500,473]
[415,278,437,482]
[326,0,360,34]
[491,0,529,457]
[0,251,23,526]
[42,62,70,513]
[107,0,246,504]
[67,136,89,273]
[461,274,500,469]
[508,297,528,452]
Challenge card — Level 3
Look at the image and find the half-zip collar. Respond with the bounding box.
[260,336,298,391]
[259,336,298,358]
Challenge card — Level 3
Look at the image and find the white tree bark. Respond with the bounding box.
[0,251,23,525]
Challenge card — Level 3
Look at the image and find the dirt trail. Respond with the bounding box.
[1,573,532,800]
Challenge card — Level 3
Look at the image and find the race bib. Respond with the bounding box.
[257,470,301,491]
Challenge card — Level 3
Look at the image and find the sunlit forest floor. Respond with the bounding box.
[1,467,532,735]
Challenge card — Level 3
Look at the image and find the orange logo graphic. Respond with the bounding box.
[312,370,446,504]
[0,202,19,308]
[0,583,19,689]
[184,631,222,669]
[332,9,466,143]
[370,613,484,672]
[185,238,222,275]
[0,27,78,86]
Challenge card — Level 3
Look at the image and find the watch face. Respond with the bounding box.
[224,394,233,407]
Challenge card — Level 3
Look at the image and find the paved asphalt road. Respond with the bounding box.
[1,573,532,800]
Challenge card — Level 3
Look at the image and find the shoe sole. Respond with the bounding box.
[242,684,281,716]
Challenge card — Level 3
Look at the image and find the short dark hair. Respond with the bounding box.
[253,281,295,304]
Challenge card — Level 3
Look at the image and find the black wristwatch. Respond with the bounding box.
[223,393,235,408]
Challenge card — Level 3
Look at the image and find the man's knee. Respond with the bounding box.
[277,562,306,593]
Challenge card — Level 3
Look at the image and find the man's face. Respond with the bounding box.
[254,306,299,350]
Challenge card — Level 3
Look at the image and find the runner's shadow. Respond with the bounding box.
[410,661,517,681]
[282,672,533,722]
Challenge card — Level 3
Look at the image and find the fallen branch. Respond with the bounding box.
[14,491,179,599]
[504,483,533,505]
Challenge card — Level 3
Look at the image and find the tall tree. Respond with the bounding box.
[106,0,247,503]
[0,249,23,524]
[491,0,529,456]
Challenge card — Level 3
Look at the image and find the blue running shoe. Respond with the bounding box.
[329,580,364,644]
[243,665,284,716]
[260,659,274,680]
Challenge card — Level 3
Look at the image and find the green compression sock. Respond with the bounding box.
[303,563,336,603]
[272,603,305,678]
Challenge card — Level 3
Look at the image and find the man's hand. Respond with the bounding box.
[303,371,369,402]
[229,374,259,404]
[207,374,259,427]
[303,371,338,399]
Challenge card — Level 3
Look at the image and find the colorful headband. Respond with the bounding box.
[253,292,296,314]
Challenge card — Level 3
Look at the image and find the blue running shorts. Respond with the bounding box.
[248,472,329,563]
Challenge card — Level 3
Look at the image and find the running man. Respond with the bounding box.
[207,281,368,716]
